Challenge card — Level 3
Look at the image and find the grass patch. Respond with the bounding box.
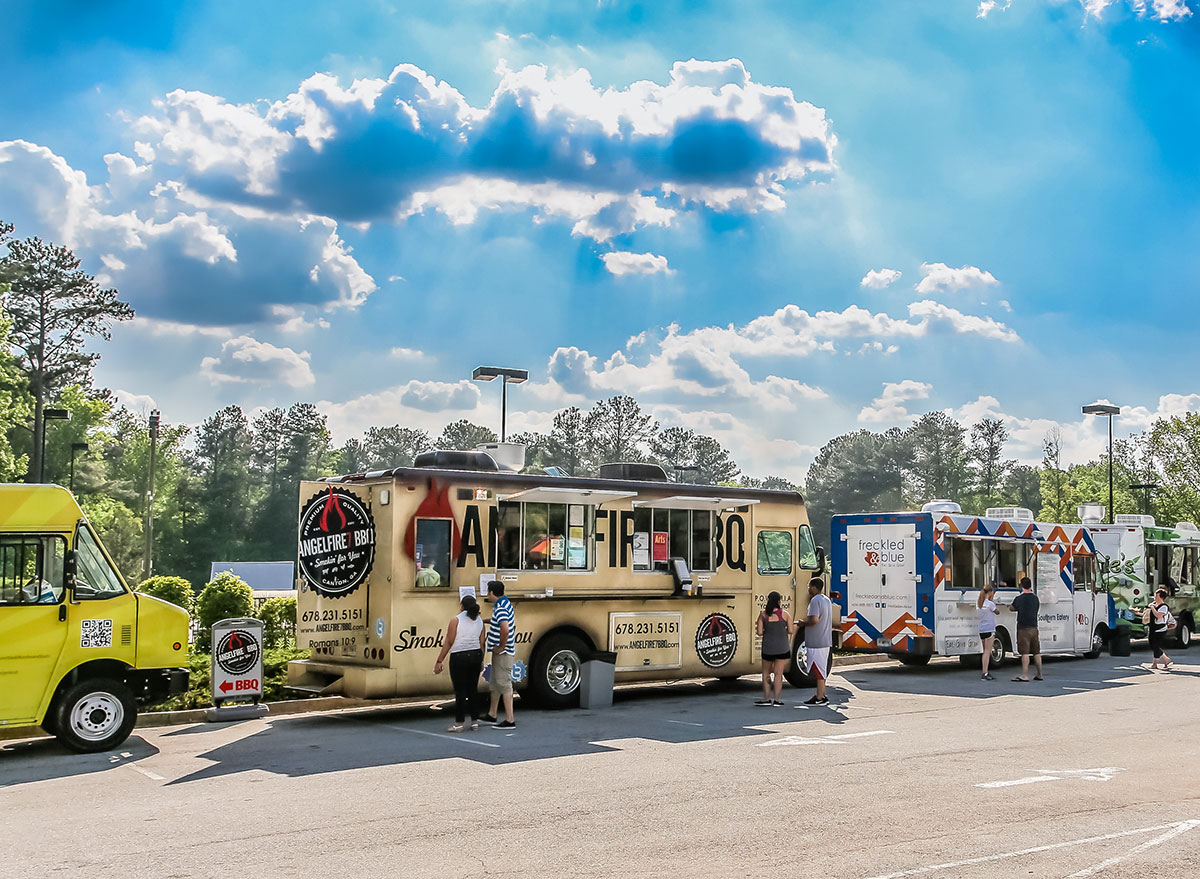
[147,646,313,711]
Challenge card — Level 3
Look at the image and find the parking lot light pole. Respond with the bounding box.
[1082,403,1121,523]
[471,366,528,442]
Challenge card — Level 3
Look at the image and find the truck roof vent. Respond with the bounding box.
[1176,521,1199,533]
[986,506,1034,521]
[412,450,500,472]
[1115,513,1156,527]
[474,442,525,472]
[1078,503,1106,525]
[921,499,961,514]
[598,462,668,482]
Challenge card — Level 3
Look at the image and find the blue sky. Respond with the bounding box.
[2,0,1199,481]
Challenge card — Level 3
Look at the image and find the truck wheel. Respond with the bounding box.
[990,632,1008,668]
[53,678,137,753]
[784,634,831,687]
[528,633,588,708]
[1084,626,1107,659]
[897,654,931,667]
[1177,619,1192,650]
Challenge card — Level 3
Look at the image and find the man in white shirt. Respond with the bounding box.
[803,578,833,705]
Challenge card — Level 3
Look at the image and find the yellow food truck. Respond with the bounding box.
[289,451,829,706]
[0,484,190,751]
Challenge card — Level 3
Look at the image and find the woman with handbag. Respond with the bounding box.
[433,594,487,731]
[1148,588,1174,671]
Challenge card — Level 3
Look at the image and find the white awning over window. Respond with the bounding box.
[633,496,760,511]
[497,486,638,505]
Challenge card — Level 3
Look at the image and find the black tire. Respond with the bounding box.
[989,631,1008,668]
[897,654,932,667]
[52,678,137,753]
[1177,619,1192,650]
[528,632,589,708]
[1084,625,1107,659]
[784,633,831,687]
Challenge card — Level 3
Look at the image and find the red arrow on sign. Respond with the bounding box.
[219,680,233,693]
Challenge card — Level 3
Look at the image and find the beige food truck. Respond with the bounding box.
[289,449,829,707]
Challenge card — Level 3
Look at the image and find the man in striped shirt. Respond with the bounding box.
[482,580,517,729]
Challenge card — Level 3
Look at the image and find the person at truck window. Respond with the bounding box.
[1149,589,1174,671]
[756,591,795,706]
[433,595,486,732]
[416,557,442,588]
[481,581,517,729]
[977,586,999,682]
[802,578,833,705]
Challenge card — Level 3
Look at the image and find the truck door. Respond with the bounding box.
[0,535,69,724]
[753,527,795,657]
[1034,546,1075,652]
[846,522,919,649]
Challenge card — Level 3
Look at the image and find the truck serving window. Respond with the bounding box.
[947,537,988,590]
[415,519,451,587]
[631,508,715,573]
[756,530,793,575]
[74,526,126,599]
[497,502,592,571]
[0,535,65,605]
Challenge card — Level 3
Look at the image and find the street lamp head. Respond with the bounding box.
[43,408,71,421]
[71,442,89,452]
[472,366,529,384]
[1082,403,1120,416]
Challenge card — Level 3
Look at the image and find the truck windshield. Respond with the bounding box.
[74,526,126,599]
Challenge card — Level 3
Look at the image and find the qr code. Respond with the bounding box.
[80,619,113,649]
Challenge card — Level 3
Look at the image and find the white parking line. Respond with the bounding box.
[758,729,894,747]
[663,719,703,727]
[976,767,1123,788]
[124,763,165,781]
[975,775,1059,788]
[1065,819,1200,878]
[858,820,1199,879]
[382,725,501,748]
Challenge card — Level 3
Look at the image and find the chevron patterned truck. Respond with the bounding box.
[832,502,1112,668]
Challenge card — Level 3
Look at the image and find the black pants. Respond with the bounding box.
[449,649,483,722]
[1149,628,1166,659]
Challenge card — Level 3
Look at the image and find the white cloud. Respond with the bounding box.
[859,380,933,423]
[112,389,157,412]
[389,347,427,360]
[860,268,902,289]
[977,0,1012,17]
[199,335,315,387]
[982,0,1192,22]
[914,262,999,294]
[399,379,480,412]
[601,251,673,276]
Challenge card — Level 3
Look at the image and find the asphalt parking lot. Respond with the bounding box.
[2,645,1198,879]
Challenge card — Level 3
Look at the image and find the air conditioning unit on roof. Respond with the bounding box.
[1176,521,1199,533]
[1078,503,1105,525]
[921,499,961,514]
[986,507,1034,521]
[1114,514,1156,527]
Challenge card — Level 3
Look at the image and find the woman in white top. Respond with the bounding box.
[978,586,999,681]
[434,595,486,731]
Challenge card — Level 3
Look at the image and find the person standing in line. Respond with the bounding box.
[756,591,796,706]
[433,594,486,732]
[1010,577,1042,682]
[1149,588,1174,671]
[802,578,833,705]
[481,580,517,729]
[978,585,999,681]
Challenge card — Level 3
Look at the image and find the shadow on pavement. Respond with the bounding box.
[167,677,855,783]
[0,735,160,788]
[840,644,1165,699]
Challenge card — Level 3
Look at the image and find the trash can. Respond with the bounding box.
[580,650,617,709]
[1109,625,1132,657]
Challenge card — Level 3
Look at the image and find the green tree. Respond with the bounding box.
[259,595,297,648]
[335,437,368,473]
[80,494,143,583]
[0,234,134,482]
[1147,414,1200,525]
[252,403,333,561]
[905,412,970,506]
[359,425,431,469]
[0,296,31,482]
[544,406,592,475]
[195,572,254,651]
[805,429,906,546]
[189,405,255,586]
[137,575,195,615]
[968,416,1010,512]
[435,419,498,450]
[1002,464,1042,514]
[1039,428,1071,522]
[37,384,110,491]
[584,395,657,464]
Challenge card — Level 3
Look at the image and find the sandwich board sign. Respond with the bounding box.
[211,617,264,706]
